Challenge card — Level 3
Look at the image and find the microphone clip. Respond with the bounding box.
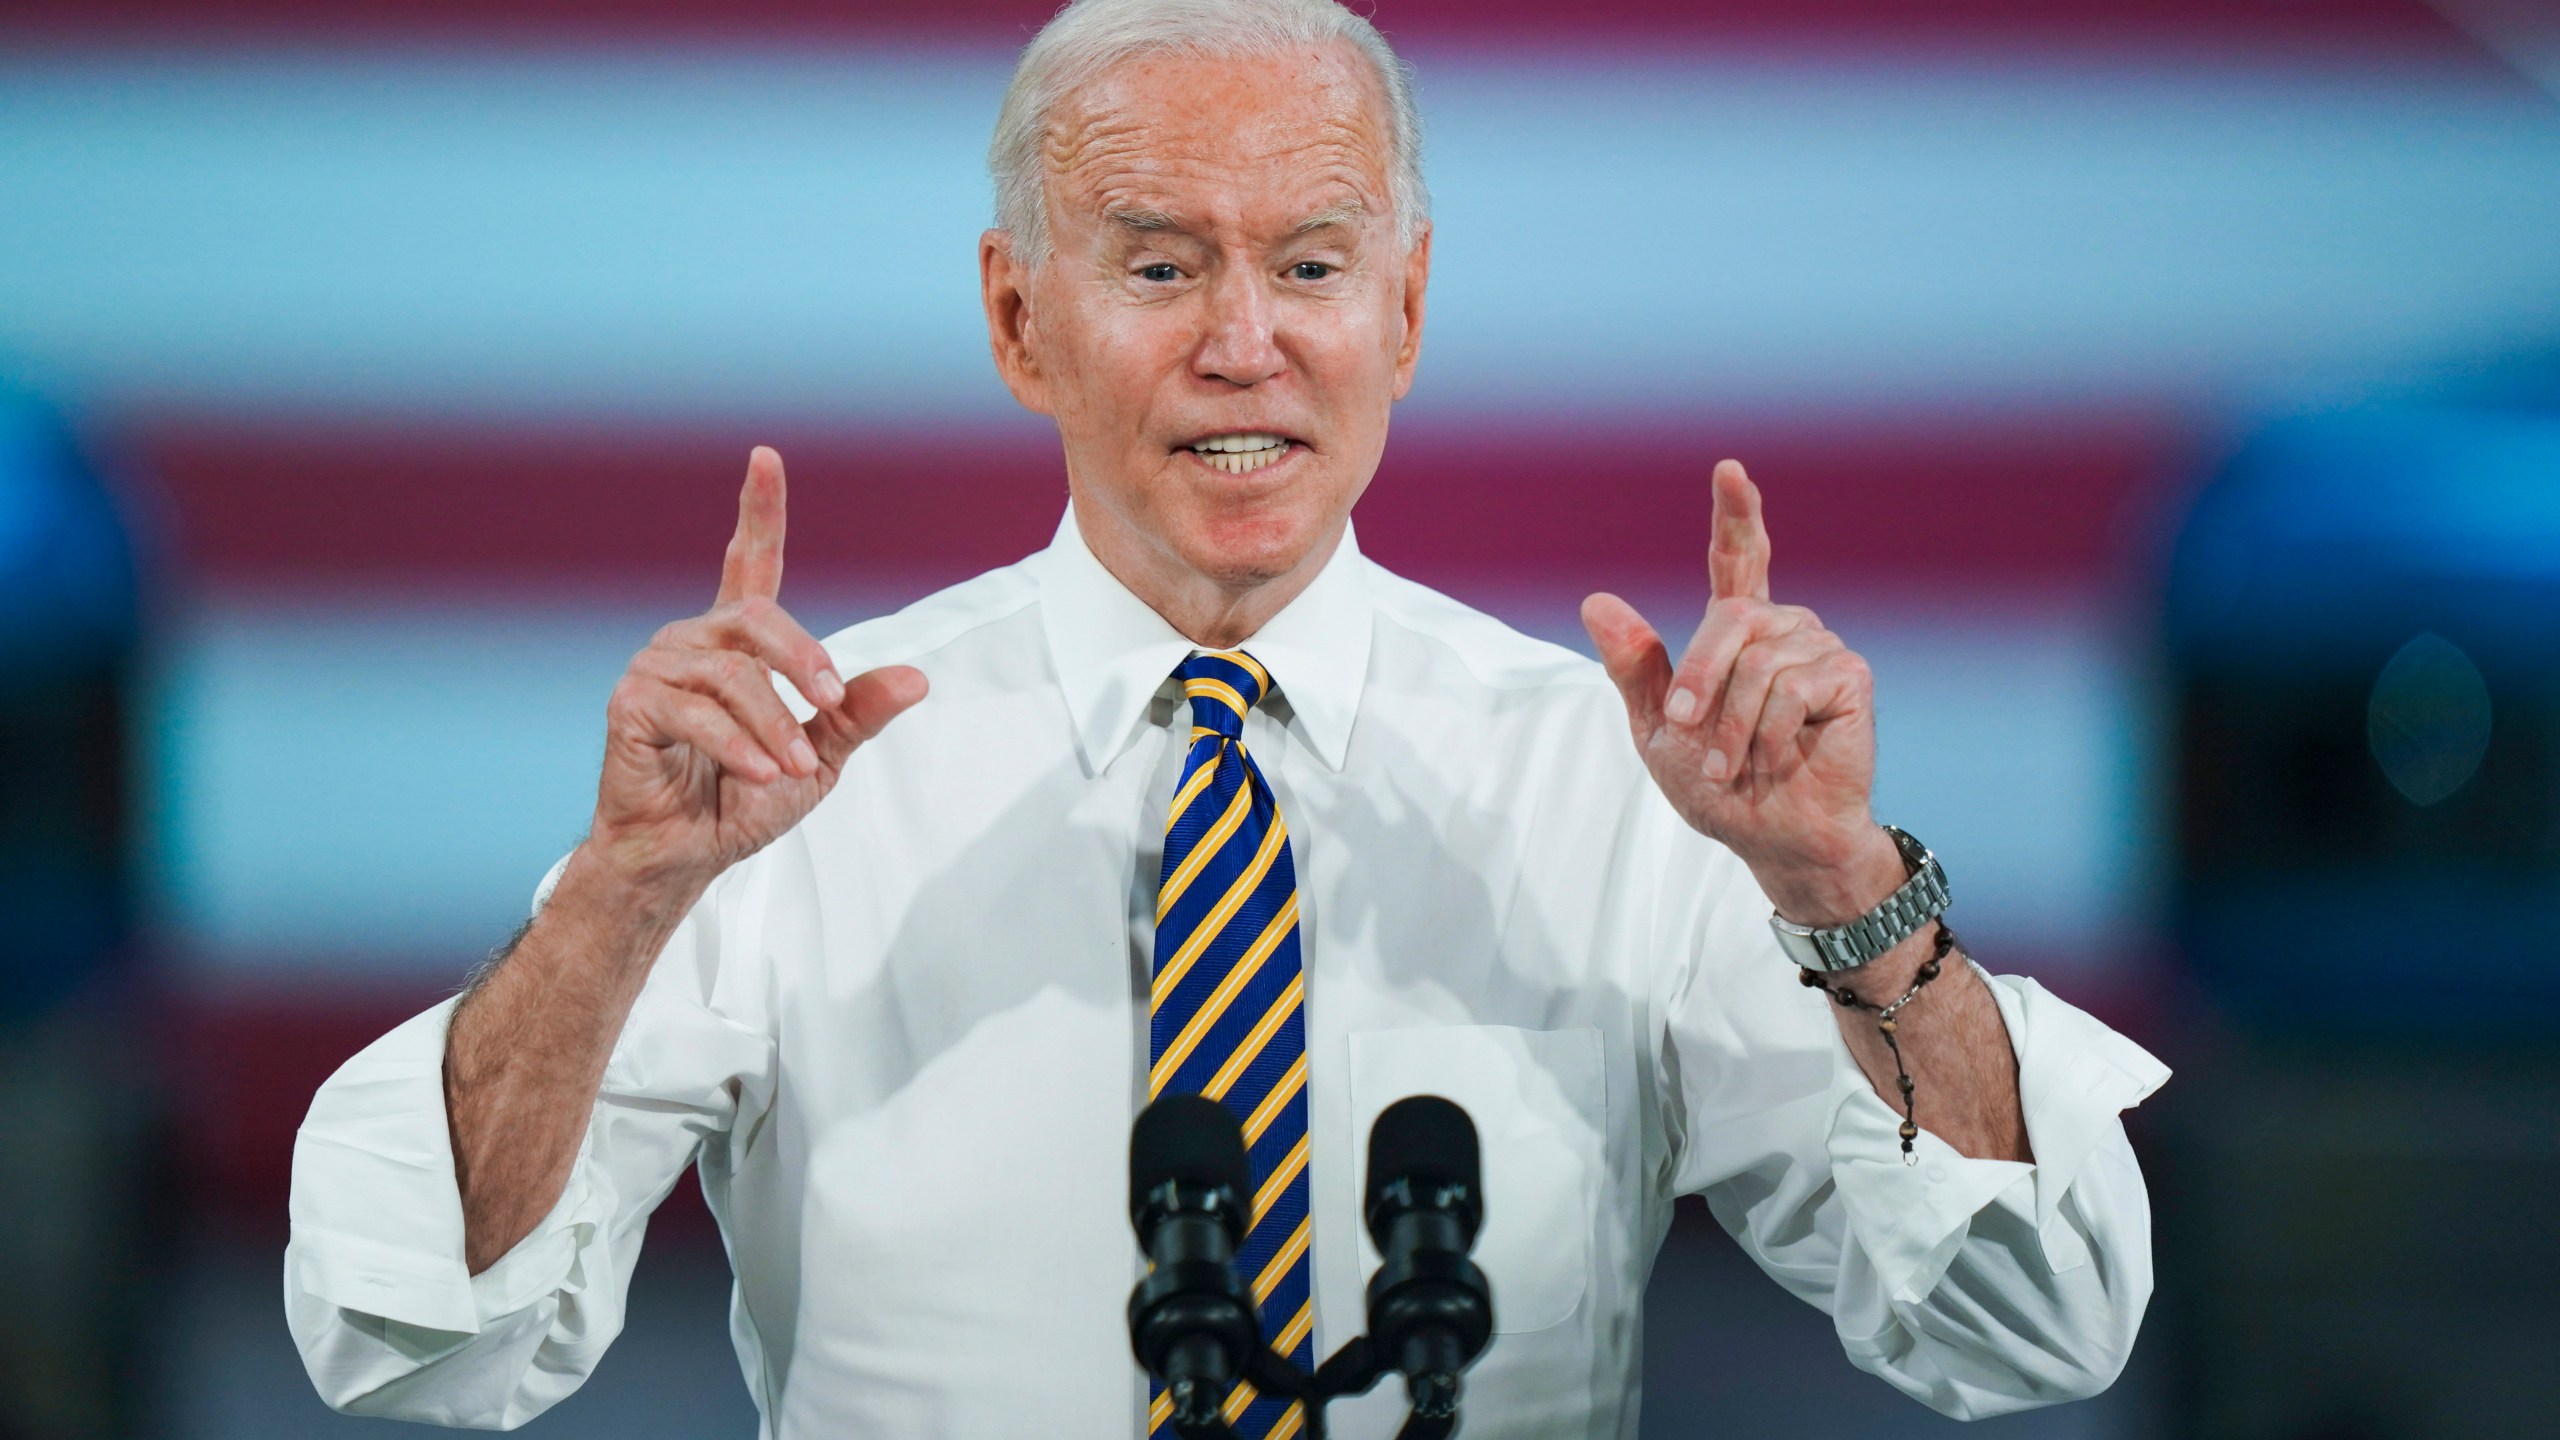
[1145,1333,1459,1440]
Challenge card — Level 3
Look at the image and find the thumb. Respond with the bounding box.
[1581,593,1672,740]
[807,664,929,770]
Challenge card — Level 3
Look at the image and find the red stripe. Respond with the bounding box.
[3,0,2472,50]
[127,409,2195,590]
[1357,412,2194,592]
[125,418,1070,591]
[163,977,722,1243]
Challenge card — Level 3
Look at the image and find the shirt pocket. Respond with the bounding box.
[1346,1024,1605,1335]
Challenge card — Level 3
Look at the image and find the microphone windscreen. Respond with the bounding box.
[1366,1094,1479,1206]
[1130,1093,1251,1216]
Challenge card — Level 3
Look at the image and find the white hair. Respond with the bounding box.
[989,0,1427,266]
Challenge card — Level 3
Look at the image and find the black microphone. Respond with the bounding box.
[1363,1095,1495,1422]
[1128,1094,1261,1433]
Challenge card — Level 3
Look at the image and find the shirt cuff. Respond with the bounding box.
[1824,968,2169,1306]
[287,996,602,1334]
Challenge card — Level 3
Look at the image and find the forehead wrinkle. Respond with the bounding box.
[1042,103,1153,189]
[1039,50,1395,244]
[1046,45,1384,154]
[1057,122,1383,196]
[1070,140,1386,247]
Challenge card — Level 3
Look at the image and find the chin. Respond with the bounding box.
[1174,504,1329,589]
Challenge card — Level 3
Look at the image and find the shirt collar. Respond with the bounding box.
[1031,504,1373,775]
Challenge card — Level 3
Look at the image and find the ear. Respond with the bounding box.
[980,227,1053,417]
[1390,220,1432,401]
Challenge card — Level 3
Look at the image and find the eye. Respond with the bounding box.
[1291,261,1333,281]
[1138,263,1181,283]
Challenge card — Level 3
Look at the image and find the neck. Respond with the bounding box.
[1071,495,1343,650]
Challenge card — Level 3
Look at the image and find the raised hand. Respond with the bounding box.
[1581,460,1900,925]
[445,447,927,1272]
[587,446,928,892]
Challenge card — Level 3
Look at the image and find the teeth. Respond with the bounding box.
[1200,443,1289,474]
[1190,436,1291,474]
[1190,432,1285,454]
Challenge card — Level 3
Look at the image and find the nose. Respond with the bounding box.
[1192,267,1284,387]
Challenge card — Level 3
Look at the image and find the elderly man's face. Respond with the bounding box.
[983,42,1429,606]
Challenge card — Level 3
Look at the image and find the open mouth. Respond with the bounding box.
[1184,432,1294,475]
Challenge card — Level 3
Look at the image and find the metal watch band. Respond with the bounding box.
[1767,825,1951,974]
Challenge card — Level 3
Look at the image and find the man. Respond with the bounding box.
[286,0,2168,1435]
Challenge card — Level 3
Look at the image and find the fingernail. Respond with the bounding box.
[1666,688,1700,725]
[1704,748,1730,780]
[815,669,845,707]
[789,738,818,774]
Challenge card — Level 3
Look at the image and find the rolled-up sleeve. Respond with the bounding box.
[282,861,777,1429]
[1657,834,2169,1421]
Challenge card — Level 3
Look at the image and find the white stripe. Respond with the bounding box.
[6,53,2555,417]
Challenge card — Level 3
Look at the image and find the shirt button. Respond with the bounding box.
[1926,1162,1948,1183]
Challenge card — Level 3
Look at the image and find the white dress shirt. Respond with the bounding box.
[285,509,2170,1438]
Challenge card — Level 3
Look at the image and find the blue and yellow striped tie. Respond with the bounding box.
[1146,649,1312,1440]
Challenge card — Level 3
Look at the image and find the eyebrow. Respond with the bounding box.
[1291,201,1368,235]
[1103,206,1180,234]
[1098,201,1369,239]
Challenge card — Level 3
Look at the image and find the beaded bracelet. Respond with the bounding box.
[1799,921,1959,1165]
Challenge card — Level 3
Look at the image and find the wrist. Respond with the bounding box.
[553,838,710,954]
[1756,822,1906,930]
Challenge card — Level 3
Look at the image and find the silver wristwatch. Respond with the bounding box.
[1767,825,1950,973]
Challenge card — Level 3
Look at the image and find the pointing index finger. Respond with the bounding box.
[1707,459,1772,603]
[717,445,788,606]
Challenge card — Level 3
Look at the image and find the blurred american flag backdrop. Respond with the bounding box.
[2,2,2556,1437]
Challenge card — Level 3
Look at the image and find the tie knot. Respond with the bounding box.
[1173,650,1270,739]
